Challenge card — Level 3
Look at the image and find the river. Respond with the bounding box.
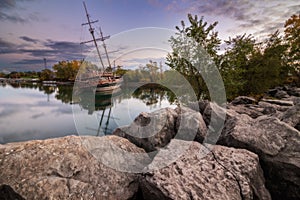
[0,82,177,144]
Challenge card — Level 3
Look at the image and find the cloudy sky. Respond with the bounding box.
[0,0,299,72]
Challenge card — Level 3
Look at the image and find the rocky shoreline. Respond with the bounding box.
[0,86,299,200]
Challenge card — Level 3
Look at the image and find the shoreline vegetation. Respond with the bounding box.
[1,13,299,101]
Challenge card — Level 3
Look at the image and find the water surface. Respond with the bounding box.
[0,83,176,144]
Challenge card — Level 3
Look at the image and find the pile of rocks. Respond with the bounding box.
[0,86,299,200]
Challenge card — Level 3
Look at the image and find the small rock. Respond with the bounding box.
[231,96,257,105]
[261,99,294,106]
[279,104,300,131]
[274,90,289,99]
[228,104,264,118]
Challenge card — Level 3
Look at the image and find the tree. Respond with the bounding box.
[220,34,256,98]
[262,31,289,85]
[166,14,221,100]
[145,60,159,81]
[284,14,300,72]
[40,69,54,81]
[53,60,81,81]
[220,30,291,98]
[115,65,128,77]
[8,71,21,79]
[284,14,300,85]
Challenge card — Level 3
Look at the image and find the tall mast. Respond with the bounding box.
[99,27,111,70]
[81,1,105,71]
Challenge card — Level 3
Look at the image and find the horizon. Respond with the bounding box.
[0,0,299,72]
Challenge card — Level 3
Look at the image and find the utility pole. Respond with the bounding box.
[44,58,47,69]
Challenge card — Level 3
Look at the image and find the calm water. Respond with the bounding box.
[0,82,177,144]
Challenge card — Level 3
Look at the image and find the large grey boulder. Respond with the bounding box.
[140,139,271,200]
[202,102,238,127]
[219,114,300,200]
[175,106,207,143]
[0,135,145,200]
[113,108,179,152]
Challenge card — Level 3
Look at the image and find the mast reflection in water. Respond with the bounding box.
[0,82,177,144]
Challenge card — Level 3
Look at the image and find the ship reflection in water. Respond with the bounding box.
[73,83,177,137]
[0,82,177,143]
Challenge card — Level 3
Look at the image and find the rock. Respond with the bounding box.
[267,88,278,97]
[261,99,294,106]
[231,96,257,105]
[257,102,278,115]
[187,100,210,114]
[203,102,238,126]
[258,101,290,113]
[279,104,300,131]
[286,87,300,97]
[113,107,178,152]
[267,86,300,98]
[292,97,300,105]
[203,102,227,126]
[140,139,271,200]
[219,115,300,200]
[274,90,289,99]
[228,104,264,118]
[0,135,145,200]
[175,106,207,143]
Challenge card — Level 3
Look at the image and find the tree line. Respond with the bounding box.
[167,14,300,100]
[1,14,299,101]
[0,60,98,82]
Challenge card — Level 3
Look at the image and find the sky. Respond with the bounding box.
[0,0,299,72]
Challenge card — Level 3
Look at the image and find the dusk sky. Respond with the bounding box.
[0,0,299,72]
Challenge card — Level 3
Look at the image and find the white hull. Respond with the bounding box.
[96,84,121,92]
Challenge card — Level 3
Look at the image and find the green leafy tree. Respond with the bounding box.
[9,71,21,79]
[220,34,255,99]
[284,14,300,85]
[261,31,289,86]
[221,31,289,98]
[115,65,128,76]
[53,60,81,81]
[40,69,54,81]
[284,14,300,72]
[145,60,159,82]
[166,14,221,100]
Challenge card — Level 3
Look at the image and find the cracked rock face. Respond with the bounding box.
[0,135,144,200]
[113,108,179,152]
[140,139,271,200]
[219,113,300,200]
